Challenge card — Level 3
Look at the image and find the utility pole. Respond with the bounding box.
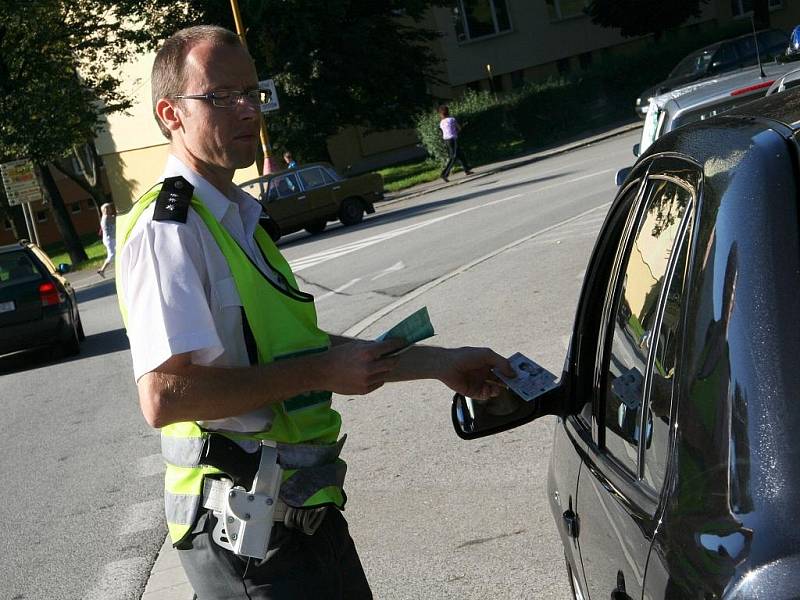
[229,0,282,174]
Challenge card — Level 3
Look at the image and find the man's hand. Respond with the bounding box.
[433,347,514,401]
[317,338,406,395]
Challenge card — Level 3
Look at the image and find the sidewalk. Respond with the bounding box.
[123,120,641,599]
[380,119,642,207]
[65,266,114,291]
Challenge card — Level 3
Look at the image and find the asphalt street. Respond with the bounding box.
[0,129,638,599]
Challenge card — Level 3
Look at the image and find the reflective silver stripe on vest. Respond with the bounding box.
[280,459,347,507]
[161,433,205,468]
[161,432,347,469]
[165,491,202,526]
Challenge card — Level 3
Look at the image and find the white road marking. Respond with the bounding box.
[136,454,164,478]
[289,168,613,273]
[83,557,149,600]
[119,499,164,536]
[315,278,361,303]
[343,202,612,338]
[371,261,405,281]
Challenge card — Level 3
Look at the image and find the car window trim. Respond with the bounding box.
[593,168,698,508]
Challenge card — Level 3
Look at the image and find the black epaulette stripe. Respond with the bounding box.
[153,176,194,223]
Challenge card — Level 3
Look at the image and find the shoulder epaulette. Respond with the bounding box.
[153,176,194,223]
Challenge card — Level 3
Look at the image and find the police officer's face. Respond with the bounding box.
[175,41,260,174]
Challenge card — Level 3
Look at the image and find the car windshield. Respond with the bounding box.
[0,251,39,284]
[670,49,715,78]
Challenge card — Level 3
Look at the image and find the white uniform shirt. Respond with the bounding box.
[120,155,286,433]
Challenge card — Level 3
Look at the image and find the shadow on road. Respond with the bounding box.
[0,328,130,375]
[277,171,574,251]
[76,280,118,303]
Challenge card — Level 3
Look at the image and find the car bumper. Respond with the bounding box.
[0,308,72,355]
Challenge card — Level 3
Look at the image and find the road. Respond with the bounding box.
[0,129,638,599]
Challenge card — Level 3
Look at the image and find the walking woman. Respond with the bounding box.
[97,202,116,278]
[438,105,472,182]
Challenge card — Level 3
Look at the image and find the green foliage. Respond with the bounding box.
[587,0,709,39]
[128,0,444,162]
[415,22,753,166]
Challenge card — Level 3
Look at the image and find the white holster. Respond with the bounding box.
[204,440,283,560]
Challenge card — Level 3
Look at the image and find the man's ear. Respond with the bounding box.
[155,98,183,134]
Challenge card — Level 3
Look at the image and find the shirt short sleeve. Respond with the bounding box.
[120,214,224,380]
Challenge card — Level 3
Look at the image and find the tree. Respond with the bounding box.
[586,0,709,40]
[125,0,444,161]
[0,0,161,262]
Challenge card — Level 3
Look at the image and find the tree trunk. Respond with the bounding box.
[50,161,106,215]
[753,0,770,30]
[36,162,87,264]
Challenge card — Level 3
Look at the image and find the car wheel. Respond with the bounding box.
[64,316,81,357]
[305,220,327,235]
[339,198,364,226]
[76,310,85,341]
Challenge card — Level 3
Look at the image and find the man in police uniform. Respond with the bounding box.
[118,25,512,599]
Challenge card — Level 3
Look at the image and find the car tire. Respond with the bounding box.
[339,198,364,226]
[305,220,327,235]
[64,316,81,357]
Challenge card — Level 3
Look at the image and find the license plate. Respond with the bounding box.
[0,300,15,313]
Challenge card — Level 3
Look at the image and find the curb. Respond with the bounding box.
[379,121,642,208]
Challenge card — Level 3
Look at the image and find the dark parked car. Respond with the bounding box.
[453,89,800,598]
[635,28,788,117]
[239,162,382,241]
[0,240,83,357]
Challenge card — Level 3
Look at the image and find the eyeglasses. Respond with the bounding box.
[173,88,272,108]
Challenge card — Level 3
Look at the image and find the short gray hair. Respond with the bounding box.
[151,25,244,139]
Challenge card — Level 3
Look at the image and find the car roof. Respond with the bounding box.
[0,242,29,254]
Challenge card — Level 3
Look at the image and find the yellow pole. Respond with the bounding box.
[230,0,275,174]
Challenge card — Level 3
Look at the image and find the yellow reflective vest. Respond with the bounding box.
[116,183,346,545]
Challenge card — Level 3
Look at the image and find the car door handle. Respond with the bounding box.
[298,195,306,200]
[562,508,579,538]
[332,186,341,190]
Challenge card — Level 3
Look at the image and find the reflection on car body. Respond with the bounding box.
[239,162,383,241]
[453,88,800,598]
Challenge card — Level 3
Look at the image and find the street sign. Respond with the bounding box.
[0,160,44,206]
[259,79,279,113]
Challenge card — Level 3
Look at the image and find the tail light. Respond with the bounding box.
[730,80,775,96]
[38,281,63,306]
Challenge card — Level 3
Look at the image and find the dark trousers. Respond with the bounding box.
[178,509,372,600]
[441,137,470,179]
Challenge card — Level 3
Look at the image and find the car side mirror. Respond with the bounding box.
[451,378,568,440]
[57,263,72,274]
[615,167,633,187]
[633,143,640,157]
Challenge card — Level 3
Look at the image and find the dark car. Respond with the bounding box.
[635,28,788,117]
[0,240,84,357]
[239,162,382,241]
[453,88,800,598]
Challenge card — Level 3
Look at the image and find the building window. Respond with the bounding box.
[454,0,512,43]
[731,0,783,18]
[36,210,48,223]
[578,51,593,70]
[70,202,81,214]
[546,0,586,21]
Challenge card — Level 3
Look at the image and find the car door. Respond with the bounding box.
[263,172,311,230]
[574,159,697,600]
[296,166,336,218]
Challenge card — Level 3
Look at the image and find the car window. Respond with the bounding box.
[602,179,692,474]
[323,166,340,182]
[640,102,664,154]
[670,48,714,78]
[712,43,738,68]
[642,232,691,491]
[0,251,40,283]
[671,97,750,131]
[734,37,757,63]
[758,30,788,53]
[298,167,329,190]
[267,173,300,200]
